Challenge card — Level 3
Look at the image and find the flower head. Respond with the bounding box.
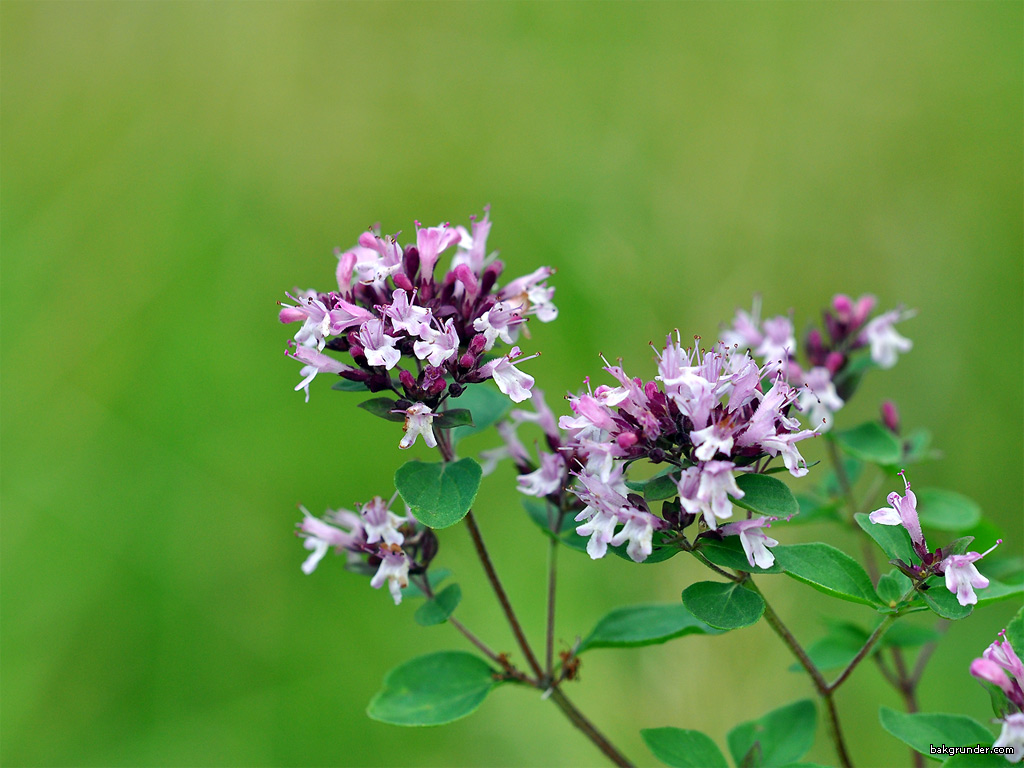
[994,713,1024,763]
[720,516,780,569]
[938,539,1000,606]
[868,470,926,552]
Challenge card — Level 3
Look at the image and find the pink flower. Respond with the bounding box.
[399,404,438,450]
[993,713,1024,762]
[413,318,459,367]
[480,346,537,403]
[286,344,353,402]
[860,309,913,369]
[938,540,1000,606]
[370,544,411,605]
[383,288,431,336]
[297,506,363,574]
[415,222,461,277]
[357,318,401,369]
[720,517,780,569]
[609,507,664,563]
[868,470,926,550]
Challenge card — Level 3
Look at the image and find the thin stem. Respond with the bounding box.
[751,581,828,692]
[692,551,744,582]
[546,533,558,679]
[748,580,852,767]
[434,428,545,680]
[890,648,923,768]
[827,437,880,581]
[828,614,896,691]
[909,621,947,686]
[464,510,545,680]
[548,687,635,768]
[823,694,854,768]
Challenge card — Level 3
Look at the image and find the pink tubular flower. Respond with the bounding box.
[383,288,431,336]
[938,539,1000,607]
[609,507,665,563]
[286,343,354,402]
[359,495,407,546]
[868,470,926,551]
[860,309,913,369]
[480,346,537,403]
[370,544,411,605]
[415,222,461,277]
[358,318,401,369]
[985,630,1024,698]
[720,516,780,569]
[517,451,566,497]
[413,318,459,367]
[795,366,844,432]
[297,506,363,574]
[676,461,743,530]
[993,713,1024,763]
[399,404,438,450]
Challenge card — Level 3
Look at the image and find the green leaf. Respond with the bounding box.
[941,754,1009,767]
[366,651,498,726]
[332,377,371,392]
[791,494,841,524]
[915,489,982,532]
[395,458,482,529]
[432,408,474,430]
[630,471,680,502]
[920,580,973,620]
[902,428,938,465]
[401,568,452,600]
[878,707,992,759]
[774,543,880,606]
[733,473,799,519]
[695,536,784,575]
[855,512,918,565]
[977,578,1024,606]
[1005,605,1024,652]
[607,530,684,564]
[578,603,722,653]
[727,699,817,768]
[449,385,511,444]
[358,397,406,421]
[522,498,576,536]
[787,628,865,673]
[820,457,864,499]
[641,728,729,768]
[881,623,942,649]
[834,423,902,466]
[681,581,765,630]
[876,571,907,606]
[414,584,462,627]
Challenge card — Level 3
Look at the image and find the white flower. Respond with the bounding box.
[370,546,411,605]
[399,404,438,450]
[861,309,913,369]
[993,713,1024,763]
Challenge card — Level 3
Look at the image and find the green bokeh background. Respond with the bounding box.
[2,3,1021,766]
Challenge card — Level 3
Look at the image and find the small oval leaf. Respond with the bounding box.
[916,488,982,532]
[414,583,462,627]
[733,473,799,519]
[449,385,511,444]
[641,727,729,768]
[395,458,482,529]
[696,536,784,574]
[774,543,881,606]
[727,699,817,768]
[332,377,371,392]
[834,422,902,465]
[878,707,992,757]
[855,512,918,565]
[920,579,974,620]
[367,651,498,726]
[578,603,722,653]
[681,581,765,630]
[358,397,406,421]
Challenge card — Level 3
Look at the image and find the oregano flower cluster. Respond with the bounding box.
[275,209,1022,768]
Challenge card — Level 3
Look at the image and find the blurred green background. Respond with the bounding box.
[2,2,1021,766]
